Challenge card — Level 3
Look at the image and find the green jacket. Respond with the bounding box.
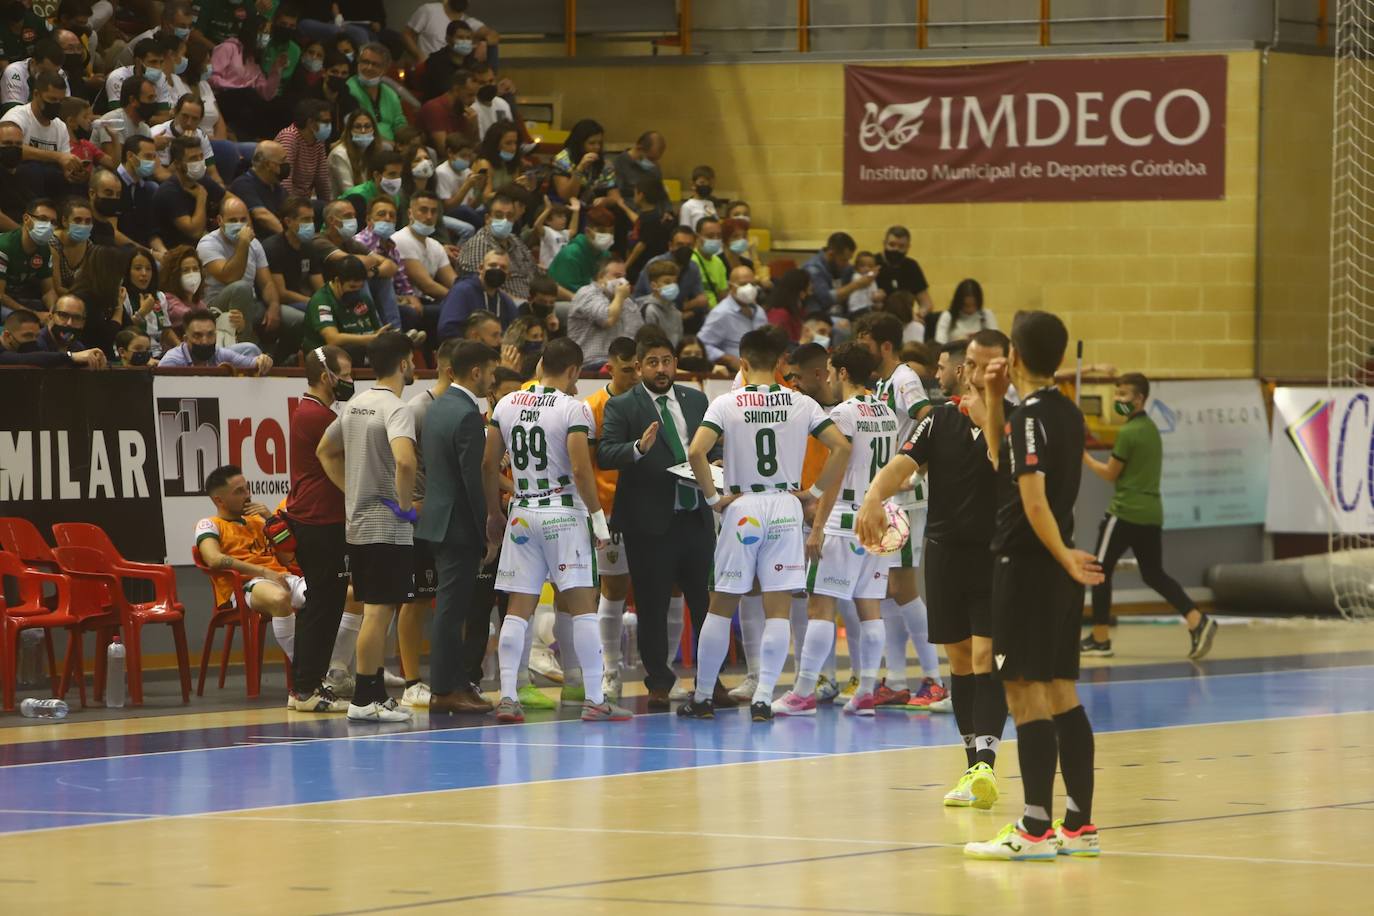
[346,75,406,142]
[547,234,607,294]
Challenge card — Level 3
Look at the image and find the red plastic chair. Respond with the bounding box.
[190,547,292,699]
[51,546,192,706]
[0,516,115,617]
[51,523,185,618]
[0,551,84,711]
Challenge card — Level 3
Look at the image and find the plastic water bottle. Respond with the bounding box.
[622,611,641,670]
[20,698,68,719]
[17,630,43,687]
[105,637,127,709]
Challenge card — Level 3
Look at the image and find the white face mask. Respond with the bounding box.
[734,282,758,305]
[186,159,206,181]
[182,270,202,294]
[591,232,614,251]
[411,159,434,179]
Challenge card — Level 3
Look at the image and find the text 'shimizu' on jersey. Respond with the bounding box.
[701,384,835,495]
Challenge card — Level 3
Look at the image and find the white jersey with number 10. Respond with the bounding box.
[701,384,834,494]
[489,385,595,510]
[825,393,899,533]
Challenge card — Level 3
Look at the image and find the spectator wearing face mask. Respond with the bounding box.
[342,147,404,219]
[393,191,458,306]
[354,195,427,336]
[405,0,500,69]
[3,71,84,198]
[112,328,156,367]
[0,122,34,230]
[158,307,274,374]
[50,197,93,299]
[696,265,766,371]
[437,248,518,341]
[632,225,707,326]
[691,216,729,309]
[346,42,405,143]
[230,140,292,239]
[421,69,480,153]
[0,198,57,316]
[547,204,615,300]
[0,305,105,367]
[635,258,683,348]
[328,110,378,199]
[469,67,516,141]
[531,198,576,270]
[274,98,335,202]
[798,314,833,350]
[678,164,716,230]
[119,248,176,358]
[260,4,305,87]
[154,135,225,249]
[501,315,545,378]
[92,77,159,171]
[161,245,261,359]
[35,293,91,353]
[456,191,538,302]
[210,11,289,141]
[519,275,561,337]
[874,224,934,319]
[313,50,360,138]
[264,196,327,310]
[300,255,388,363]
[568,258,643,370]
[802,231,864,320]
[104,35,173,113]
[306,199,406,332]
[611,131,665,201]
[625,176,672,283]
[150,96,223,188]
[421,19,478,102]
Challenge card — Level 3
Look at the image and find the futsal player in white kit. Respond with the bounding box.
[681,328,852,721]
[482,337,634,723]
[773,342,899,717]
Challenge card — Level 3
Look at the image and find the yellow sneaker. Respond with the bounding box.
[838,676,860,699]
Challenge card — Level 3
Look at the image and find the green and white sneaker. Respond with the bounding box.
[581,700,633,721]
[517,684,556,710]
[943,763,997,808]
[964,821,1058,862]
[560,683,586,707]
[601,668,622,703]
[1053,819,1101,857]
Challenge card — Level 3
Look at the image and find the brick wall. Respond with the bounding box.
[514,51,1264,377]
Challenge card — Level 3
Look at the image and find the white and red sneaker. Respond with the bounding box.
[771,690,817,717]
[843,692,876,717]
[1054,819,1101,857]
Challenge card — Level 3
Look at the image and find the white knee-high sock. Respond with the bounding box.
[598,597,626,668]
[272,615,296,661]
[739,594,764,677]
[859,619,884,695]
[837,599,862,678]
[666,595,685,668]
[881,599,909,690]
[899,597,941,682]
[752,618,791,704]
[693,614,733,702]
[794,619,834,697]
[573,614,604,704]
[789,595,809,662]
[517,612,536,688]
[554,610,581,685]
[498,615,529,701]
[329,612,361,671]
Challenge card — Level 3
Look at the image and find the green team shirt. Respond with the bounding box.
[303,282,379,352]
[0,228,52,294]
[1109,412,1164,526]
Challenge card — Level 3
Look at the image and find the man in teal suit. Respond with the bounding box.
[416,339,500,714]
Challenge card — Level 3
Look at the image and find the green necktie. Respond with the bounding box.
[657,395,696,510]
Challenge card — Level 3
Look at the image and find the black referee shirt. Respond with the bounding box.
[991,386,1085,555]
[899,399,1010,546]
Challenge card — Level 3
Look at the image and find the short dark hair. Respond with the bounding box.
[493,365,523,387]
[970,328,1010,356]
[281,195,313,220]
[884,225,910,241]
[26,198,56,219]
[304,344,348,385]
[332,255,369,284]
[32,39,63,67]
[855,311,903,351]
[829,341,877,384]
[3,308,39,330]
[183,308,217,330]
[366,148,404,176]
[32,70,66,95]
[123,135,154,160]
[451,340,499,376]
[59,96,91,120]
[1120,371,1150,401]
[739,327,787,372]
[169,134,200,163]
[132,37,163,61]
[635,326,674,361]
[941,340,970,360]
[294,97,331,129]
[119,75,152,108]
[528,276,558,299]
[1010,310,1069,377]
[464,310,500,336]
[368,330,413,378]
[790,342,829,370]
[694,215,719,234]
[690,164,714,182]
[173,93,203,115]
[826,231,857,254]
[409,189,440,208]
[607,336,637,363]
[540,337,583,376]
[205,465,242,496]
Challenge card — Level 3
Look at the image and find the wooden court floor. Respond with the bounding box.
[0,619,1372,915]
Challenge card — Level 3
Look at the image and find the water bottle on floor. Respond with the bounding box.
[17,630,43,687]
[20,698,68,719]
[622,612,640,669]
[105,637,126,709]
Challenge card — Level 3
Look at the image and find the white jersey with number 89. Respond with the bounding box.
[490,385,595,510]
[825,393,899,533]
[701,384,834,494]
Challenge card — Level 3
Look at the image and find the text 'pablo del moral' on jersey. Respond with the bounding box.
[825,393,898,533]
[701,384,834,494]
[991,386,1085,555]
[490,385,595,511]
[875,362,931,504]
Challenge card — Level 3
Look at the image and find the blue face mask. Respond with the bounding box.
[343,51,354,62]
[28,219,53,245]
[489,218,513,239]
[174,26,191,39]
[410,219,435,237]
[372,220,395,239]
[638,156,655,170]
[314,121,332,142]
[145,66,163,83]
[358,73,381,87]
[701,238,722,257]
[339,218,358,238]
[351,132,373,148]
[137,158,156,178]
[174,57,188,75]
[302,57,323,73]
[498,149,515,162]
[453,39,473,55]
[658,282,680,302]
[67,223,92,242]
[201,63,213,81]
[223,220,246,241]
[450,156,469,172]
[296,222,315,241]
[729,238,749,255]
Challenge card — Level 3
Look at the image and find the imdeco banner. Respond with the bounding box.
[844,56,1227,204]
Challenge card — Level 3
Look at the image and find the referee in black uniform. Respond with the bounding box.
[962,311,1105,862]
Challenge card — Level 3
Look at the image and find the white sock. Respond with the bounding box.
[666,595,685,668]
[693,614,733,702]
[837,599,862,678]
[573,614,605,705]
[789,594,809,662]
[899,597,941,682]
[517,612,536,688]
[859,619,885,695]
[498,615,529,700]
[329,611,362,671]
[881,599,909,690]
[598,597,626,668]
[752,617,790,705]
[271,615,296,661]
[739,594,764,678]
[794,619,834,697]
[554,610,581,686]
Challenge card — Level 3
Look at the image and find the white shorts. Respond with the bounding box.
[890,502,927,570]
[596,529,629,577]
[713,493,806,595]
[244,574,307,611]
[497,505,596,595]
[807,531,893,600]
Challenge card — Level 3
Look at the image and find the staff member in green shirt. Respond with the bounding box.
[302,255,391,360]
[1082,372,1217,661]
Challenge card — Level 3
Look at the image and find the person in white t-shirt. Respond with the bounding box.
[150,95,222,186]
[404,1,499,64]
[0,41,71,110]
[0,72,81,184]
[392,191,458,305]
[678,164,717,230]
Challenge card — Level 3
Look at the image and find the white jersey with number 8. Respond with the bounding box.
[490,385,595,511]
[701,383,834,494]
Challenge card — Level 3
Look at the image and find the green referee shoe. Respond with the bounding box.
[517,684,556,710]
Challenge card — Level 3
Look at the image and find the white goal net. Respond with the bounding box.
[1330,1,1374,619]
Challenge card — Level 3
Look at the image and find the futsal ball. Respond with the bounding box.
[871,501,910,556]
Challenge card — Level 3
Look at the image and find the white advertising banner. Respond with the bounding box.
[1145,380,1270,529]
[1266,387,1374,534]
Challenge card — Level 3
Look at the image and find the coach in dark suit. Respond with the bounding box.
[416,341,500,714]
[599,329,725,710]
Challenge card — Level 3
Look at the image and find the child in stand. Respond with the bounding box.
[679,164,717,230]
[845,250,884,321]
[533,198,578,269]
[61,97,113,178]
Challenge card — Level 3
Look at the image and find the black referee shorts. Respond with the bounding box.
[990,549,1084,683]
[347,542,417,606]
[923,538,993,644]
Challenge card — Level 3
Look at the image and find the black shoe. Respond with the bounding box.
[677,696,714,719]
[1188,615,1218,660]
[751,700,774,722]
[1079,635,1114,657]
